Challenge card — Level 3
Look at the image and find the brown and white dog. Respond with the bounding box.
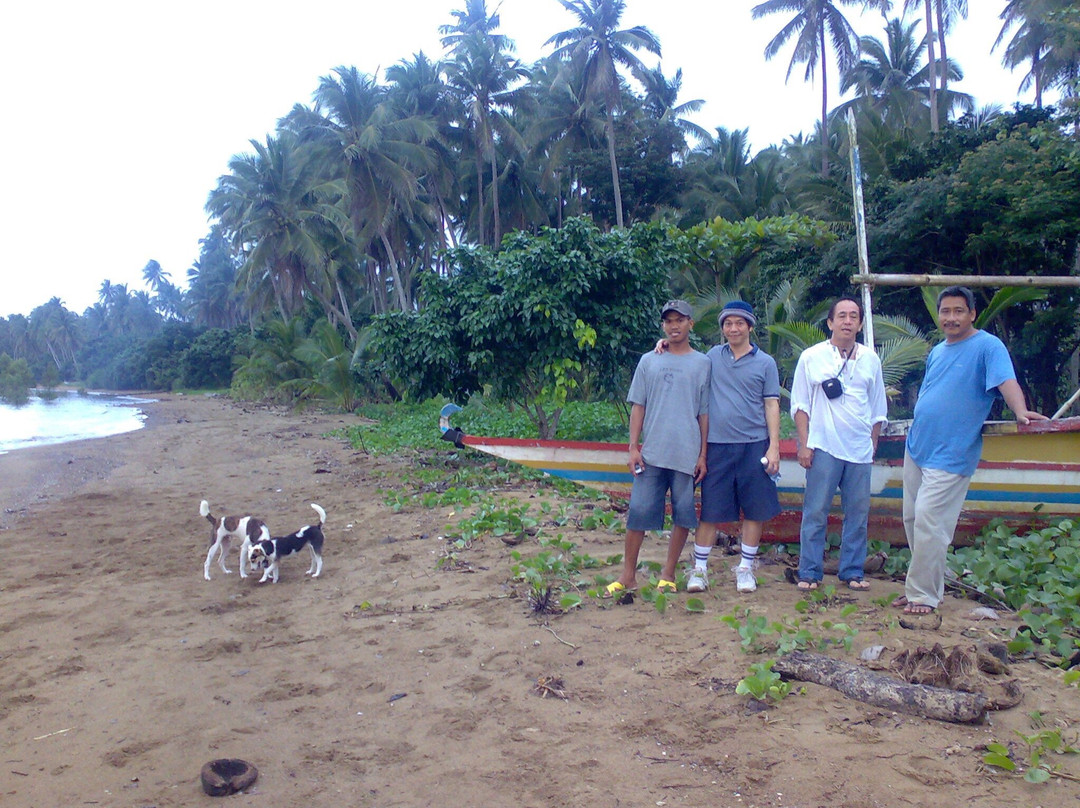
[247,503,326,584]
[201,500,271,581]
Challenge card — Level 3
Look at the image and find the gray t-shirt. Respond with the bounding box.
[626,350,710,475]
[706,344,780,444]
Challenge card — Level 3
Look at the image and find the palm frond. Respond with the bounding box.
[872,313,927,342]
[975,286,1048,330]
[876,336,930,387]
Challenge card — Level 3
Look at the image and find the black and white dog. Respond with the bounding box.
[201,500,271,581]
[247,504,326,584]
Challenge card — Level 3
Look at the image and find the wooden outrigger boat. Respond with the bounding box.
[441,407,1080,544]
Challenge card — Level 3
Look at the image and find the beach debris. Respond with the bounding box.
[200,758,258,797]
[529,586,561,615]
[859,645,886,661]
[773,650,989,723]
[534,674,568,700]
[968,606,1000,621]
[890,643,1020,710]
[388,693,408,703]
[33,727,74,740]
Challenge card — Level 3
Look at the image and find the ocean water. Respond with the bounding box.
[0,391,152,454]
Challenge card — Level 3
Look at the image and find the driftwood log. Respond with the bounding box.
[773,651,988,724]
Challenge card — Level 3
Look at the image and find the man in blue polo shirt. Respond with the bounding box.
[896,286,1045,616]
[684,301,782,594]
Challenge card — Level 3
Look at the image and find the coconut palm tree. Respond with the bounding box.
[444,35,532,247]
[634,65,710,147]
[386,52,463,264]
[838,18,969,132]
[527,53,606,227]
[546,0,661,228]
[752,0,862,176]
[996,0,1080,109]
[439,0,511,55]
[302,66,438,313]
[206,130,355,338]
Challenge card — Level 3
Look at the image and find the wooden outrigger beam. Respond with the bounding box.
[852,273,1080,288]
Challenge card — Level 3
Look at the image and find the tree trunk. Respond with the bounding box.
[924,0,939,132]
[475,151,486,246]
[490,135,502,247]
[605,107,624,228]
[819,24,830,177]
[772,651,988,724]
[379,230,410,312]
[934,0,948,95]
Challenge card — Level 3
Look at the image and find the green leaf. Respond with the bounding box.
[559,593,583,610]
[982,753,1016,771]
[685,597,705,613]
[1024,767,1051,784]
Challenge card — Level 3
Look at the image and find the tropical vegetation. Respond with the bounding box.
[1,0,1078,422]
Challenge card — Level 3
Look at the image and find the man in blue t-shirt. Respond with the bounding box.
[897,286,1046,616]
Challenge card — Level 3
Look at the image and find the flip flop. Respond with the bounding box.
[657,579,677,594]
[891,595,908,609]
[796,580,818,591]
[899,603,942,630]
[602,581,628,599]
[844,579,871,591]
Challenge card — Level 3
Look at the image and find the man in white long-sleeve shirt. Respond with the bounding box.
[790,298,888,591]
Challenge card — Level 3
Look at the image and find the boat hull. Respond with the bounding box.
[461,416,1080,544]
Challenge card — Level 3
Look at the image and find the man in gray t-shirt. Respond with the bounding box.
[606,300,709,598]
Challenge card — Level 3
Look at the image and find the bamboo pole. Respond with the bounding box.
[845,110,874,349]
[852,273,1080,288]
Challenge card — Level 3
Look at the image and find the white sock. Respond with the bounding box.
[739,543,759,569]
[693,544,711,571]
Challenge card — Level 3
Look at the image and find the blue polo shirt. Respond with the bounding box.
[907,330,1016,476]
[705,343,780,444]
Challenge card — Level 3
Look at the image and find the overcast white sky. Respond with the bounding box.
[0,0,1035,318]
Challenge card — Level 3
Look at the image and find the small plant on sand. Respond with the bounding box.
[735,660,791,704]
[511,536,610,597]
[454,499,539,542]
[950,519,1080,664]
[721,607,858,654]
[983,729,1079,783]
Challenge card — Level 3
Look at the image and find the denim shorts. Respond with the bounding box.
[625,465,698,531]
[699,440,780,523]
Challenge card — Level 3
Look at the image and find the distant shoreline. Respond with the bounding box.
[0,389,157,455]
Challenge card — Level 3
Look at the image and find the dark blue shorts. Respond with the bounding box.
[699,440,781,523]
[626,465,698,531]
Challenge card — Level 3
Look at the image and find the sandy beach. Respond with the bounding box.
[1,394,1078,807]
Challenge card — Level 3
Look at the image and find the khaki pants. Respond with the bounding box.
[902,451,971,608]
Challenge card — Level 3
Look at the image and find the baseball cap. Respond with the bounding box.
[661,299,693,318]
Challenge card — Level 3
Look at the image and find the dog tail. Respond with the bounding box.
[200,500,215,524]
[310,503,326,525]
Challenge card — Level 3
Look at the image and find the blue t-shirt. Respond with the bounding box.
[907,330,1016,476]
[705,344,780,444]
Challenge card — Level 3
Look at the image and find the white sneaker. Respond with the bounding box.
[686,568,709,593]
[735,566,757,593]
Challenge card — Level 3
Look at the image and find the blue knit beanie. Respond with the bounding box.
[718,300,756,328]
